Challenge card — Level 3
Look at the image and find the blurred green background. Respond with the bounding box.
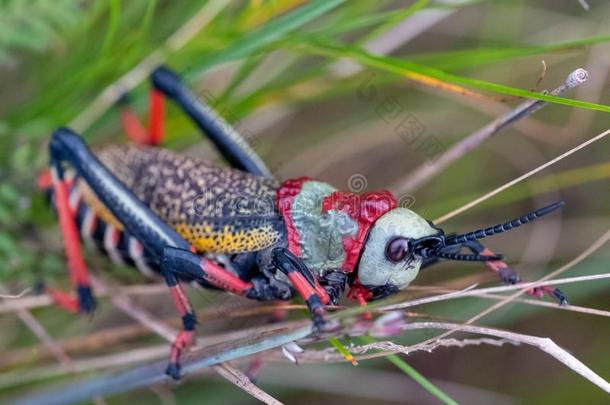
[1,0,609,403]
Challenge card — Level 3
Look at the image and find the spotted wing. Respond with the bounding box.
[78,145,284,254]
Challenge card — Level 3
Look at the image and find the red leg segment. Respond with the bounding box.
[166,282,197,379]
[479,246,568,305]
[149,89,165,146]
[161,247,256,379]
[50,167,95,313]
[120,105,149,145]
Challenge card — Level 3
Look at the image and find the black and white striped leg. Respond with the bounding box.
[50,128,200,378]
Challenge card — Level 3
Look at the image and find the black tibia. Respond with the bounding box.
[365,284,400,301]
[150,65,271,178]
[271,248,328,330]
[320,271,347,305]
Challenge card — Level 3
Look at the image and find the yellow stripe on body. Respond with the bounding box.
[174,222,279,254]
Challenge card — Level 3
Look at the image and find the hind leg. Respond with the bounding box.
[48,128,274,378]
[150,66,271,177]
[118,84,165,146]
[45,161,95,313]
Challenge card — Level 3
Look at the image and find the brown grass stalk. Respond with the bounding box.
[434,127,610,224]
[91,277,282,405]
[394,68,589,193]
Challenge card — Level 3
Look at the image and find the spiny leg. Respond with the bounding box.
[463,240,568,305]
[160,246,296,378]
[150,65,271,177]
[150,65,289,378]
[271,247,330,330]
[49,128,256,378]
[163,270,196,379]
[422,240,567,305]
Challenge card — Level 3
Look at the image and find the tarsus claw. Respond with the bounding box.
[166,362,181,380]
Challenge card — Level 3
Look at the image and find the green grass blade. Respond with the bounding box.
[359,336,459,405]
[294,40,610,113]
[184,0,347,78]
[386,354,459,405]
[136,0,157,46]
[328,337,358,366]
[412,35,610,70]
[100,0,121,55]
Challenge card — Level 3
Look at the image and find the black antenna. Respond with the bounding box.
[435,251,503,262]
[445,201,565,246]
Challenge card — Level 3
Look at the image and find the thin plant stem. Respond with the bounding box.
[359,336,459,405]
[434,127,610,224]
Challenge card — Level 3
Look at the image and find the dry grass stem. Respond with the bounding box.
[0,288,31,299]
[409,286,610,318]
[395,68,589,193]
[434,127,610,224]
[382,271,610,312]
[91,277,280,404]
[212,363,284,405]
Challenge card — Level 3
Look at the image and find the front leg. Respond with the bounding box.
[271,248,330,330]
[422,239,568,305]
[319,270,347,305]
[463,240,568,305]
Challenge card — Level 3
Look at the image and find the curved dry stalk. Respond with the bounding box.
[12,317,610,404]
[90,277,281,405]
[292,321,610,394]
[0,287,31,299]
[395,68,589,194]
[213,363,283,405]
[409,285,610,318]
[401,322,610,394]
[434,127,610,224]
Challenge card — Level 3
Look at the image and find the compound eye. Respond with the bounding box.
[385,237,410,263]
